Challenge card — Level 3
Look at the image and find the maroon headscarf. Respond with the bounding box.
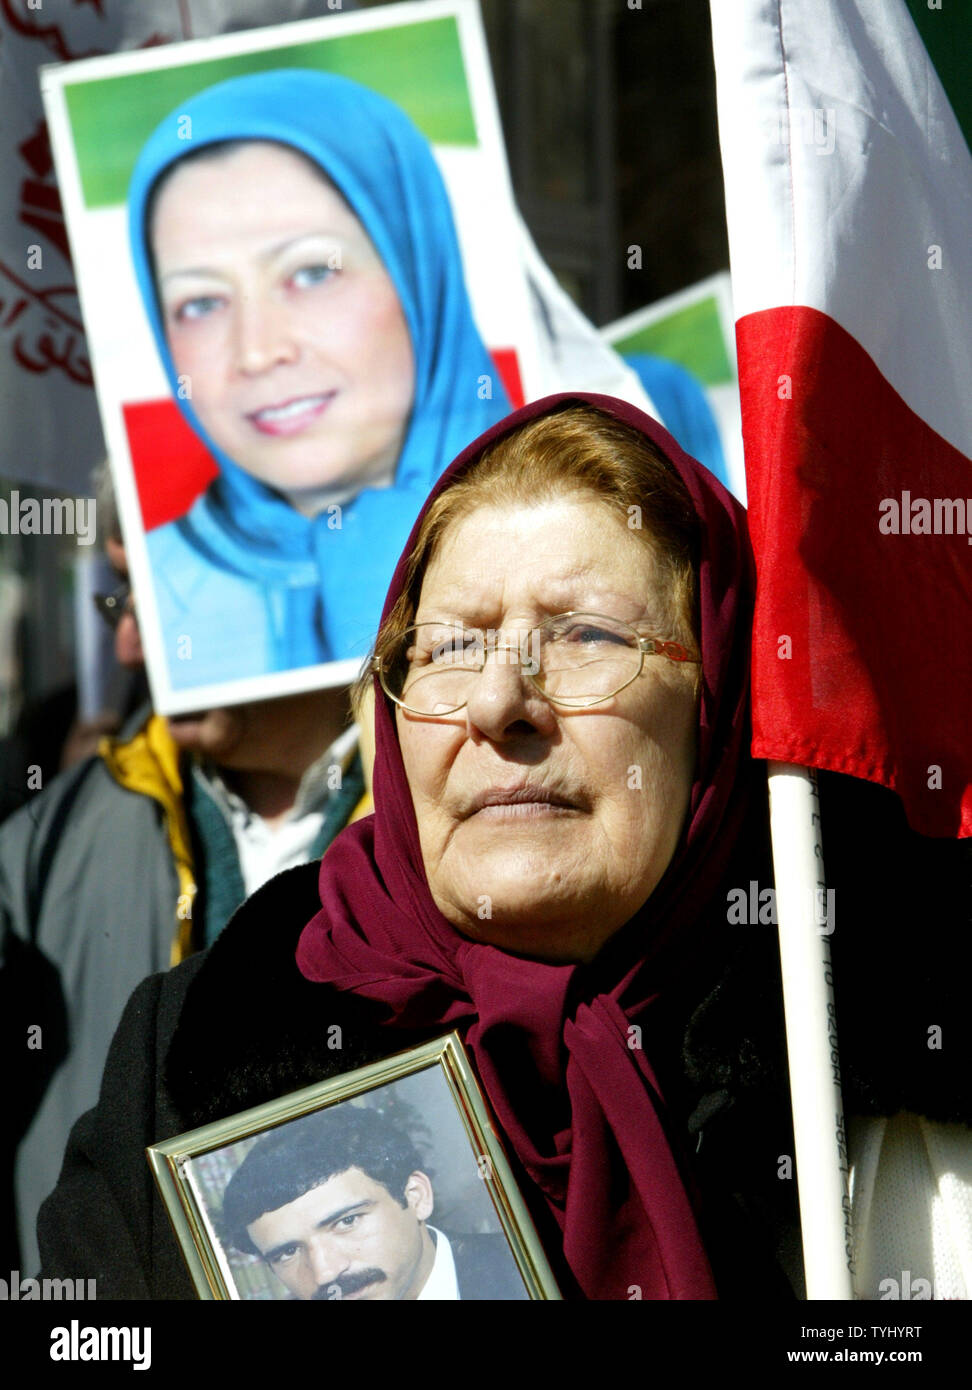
[297,393,756,1299]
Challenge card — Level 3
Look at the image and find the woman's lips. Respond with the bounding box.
[465,786,585,819]
[246,391,336,436]
[473,802,579,820]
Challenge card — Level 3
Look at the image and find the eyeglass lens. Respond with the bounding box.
[386,615,644,713]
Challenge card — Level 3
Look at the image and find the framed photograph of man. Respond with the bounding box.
[41,0,543,714]
[147,1033,561,1301]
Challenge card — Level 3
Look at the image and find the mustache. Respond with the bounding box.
[311,1267,387,1300]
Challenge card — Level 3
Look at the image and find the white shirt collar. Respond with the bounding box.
[417,1227,460,1301]
[192,724,360,898]
[196,723,358,825]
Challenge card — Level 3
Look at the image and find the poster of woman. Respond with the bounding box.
[42,0,542,711]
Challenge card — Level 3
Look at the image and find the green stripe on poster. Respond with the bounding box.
[903,0,971,154]
[65,17,476,209]
[611,296,733,387]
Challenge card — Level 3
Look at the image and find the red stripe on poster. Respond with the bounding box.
[123,398,217,532]
[125,350,525,533]
[491,347,523,407]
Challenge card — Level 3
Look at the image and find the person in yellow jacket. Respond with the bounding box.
[1,684,369,1276]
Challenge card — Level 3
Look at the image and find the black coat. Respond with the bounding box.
[446,1232,531,1300]
[36,860,804,1301]
[40,773,968,1302]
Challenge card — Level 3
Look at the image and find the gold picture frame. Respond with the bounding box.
[147,1032,561,1301]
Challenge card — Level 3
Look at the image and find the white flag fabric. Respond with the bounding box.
[711,0,972,838]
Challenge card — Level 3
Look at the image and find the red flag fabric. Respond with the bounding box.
[712,0,972,838]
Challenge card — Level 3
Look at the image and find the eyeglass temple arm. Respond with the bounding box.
[640,638,700,664]
[373,641,700,668]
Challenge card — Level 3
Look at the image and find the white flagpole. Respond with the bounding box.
[767,762,854,1299]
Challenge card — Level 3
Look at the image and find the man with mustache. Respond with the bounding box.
[221,1106,527,1301]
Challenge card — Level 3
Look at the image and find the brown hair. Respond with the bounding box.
[354,403,700,715]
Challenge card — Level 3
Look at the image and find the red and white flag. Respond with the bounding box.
[711,0,972,838]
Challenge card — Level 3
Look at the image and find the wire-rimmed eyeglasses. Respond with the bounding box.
[374,611,699,716]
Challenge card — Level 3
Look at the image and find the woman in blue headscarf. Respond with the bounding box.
[128,69,510,690]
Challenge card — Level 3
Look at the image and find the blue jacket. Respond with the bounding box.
[129,70,510,688]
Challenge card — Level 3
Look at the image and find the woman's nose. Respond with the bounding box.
[463,645,557,742]
[234,295,299,375]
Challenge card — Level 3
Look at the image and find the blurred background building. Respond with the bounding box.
[484,0,727,321]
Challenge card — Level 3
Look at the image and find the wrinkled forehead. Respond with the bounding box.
[414,495,670,627]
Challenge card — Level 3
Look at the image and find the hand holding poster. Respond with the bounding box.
[42,1,541,712]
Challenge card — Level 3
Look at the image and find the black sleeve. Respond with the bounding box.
[36,964,201,1300]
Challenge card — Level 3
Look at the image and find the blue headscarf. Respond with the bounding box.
[622,354,731,494]
[128,69,510,669]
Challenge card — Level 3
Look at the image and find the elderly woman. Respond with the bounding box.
[37,395,796,1299]
[128,69,511,687]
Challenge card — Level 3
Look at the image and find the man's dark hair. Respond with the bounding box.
[221,1105,428,1257]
